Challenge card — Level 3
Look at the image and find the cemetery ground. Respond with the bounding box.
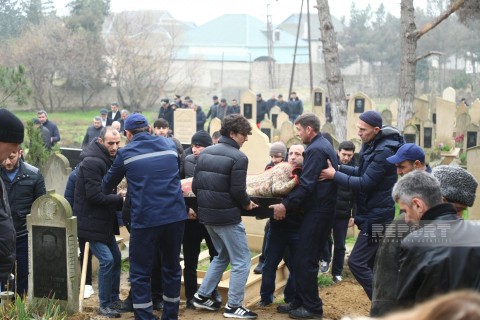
[73,237,371,320]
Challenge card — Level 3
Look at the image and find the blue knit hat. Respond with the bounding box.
[359,110,382,128]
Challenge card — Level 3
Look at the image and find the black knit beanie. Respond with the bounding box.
[359,110,382,128]
[0,109,24,144]
[191,130,212,147]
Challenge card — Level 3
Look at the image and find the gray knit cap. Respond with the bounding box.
[432,165,478,207]
[270,141,287,158]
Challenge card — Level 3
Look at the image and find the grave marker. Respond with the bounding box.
[28,190,79,314]
[347,92,374,141]
[241,90,257,123]
[467,146,480,220]
[43,154,72,196]
[311,87,326,125]
[173,108,196,145]
[240,125,270,175]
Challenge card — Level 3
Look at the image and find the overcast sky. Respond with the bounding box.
[53,0,428,25]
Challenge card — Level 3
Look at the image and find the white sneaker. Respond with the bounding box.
[84,285,94,299]
[333,275,343,283]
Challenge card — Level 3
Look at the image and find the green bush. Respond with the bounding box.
[317,274,334,288]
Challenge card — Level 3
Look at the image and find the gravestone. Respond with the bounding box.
[209,117,222,136]
[467,146,480,220]
[389,100,398,127]
[43,154,72,196]
[456,103,469,118]
[381,109,393,126]
[435,97,456,145]
[466,123,479,149]
[347,92,374,141]
[443,87,456,103]
[455,113,471,139]
[27,190,79,314]
[470,99,480,125]
[403,124,419,145]
[260,118,273,142]
[279,121,295,146]
[276,112,290,131]
[240,125,270,175]
[286,136,303,148]
[321,122,335,137]
[59,148,82,169]
[269,106,281,129]
[173,108,196,144]
[413,96,430,122]
[422,120,434,150]
[241,90,257,123]
[311,87,326,125]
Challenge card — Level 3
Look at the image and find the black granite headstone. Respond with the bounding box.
[272,114,278,128]
[244,104,253,119]
[60,148,82,169]
[404,133,416,144]
[423,128,432,149]
[32,226,68,300]
[261,128,271,140]
[314,92,322,106]
[467,131,477,148]
[354,98,365,113]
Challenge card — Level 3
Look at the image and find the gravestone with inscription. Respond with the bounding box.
[241,90,257,123]
[347,92,374,141]
[422,119,434,150]
[403,124,419,145]
[27,190,79,314]
[174,108,197,144]
[270,106,281,129]
[466,123,479,149]
[279,121,295,146]
[43,153,72,196]
[311,87,326,125]
[260,118,273,142]
[381,109,393,126]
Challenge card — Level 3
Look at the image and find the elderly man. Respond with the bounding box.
[0,147,46,295]
[100,108,112,127]
[119,109,129,133]
[0,109,24,287]
[320,110,403,300]
[391,170,480,309]
[37,110,60,146]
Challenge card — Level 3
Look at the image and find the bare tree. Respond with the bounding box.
[9,20,72,112]
[104,12,181,111]
[316,0,348,140]
[397,0,466,131]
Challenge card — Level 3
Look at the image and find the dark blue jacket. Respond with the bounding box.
[0,179,15,283]
[0,161,46,238]
[103,132,187,229]
[64,165,79,210]
[43,119,60,145]
[282,133,338,214]
[334,126,404,232]
[192,136,250,226]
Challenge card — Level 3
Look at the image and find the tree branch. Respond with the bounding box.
[409,0,465,40]
[413,51,444,63]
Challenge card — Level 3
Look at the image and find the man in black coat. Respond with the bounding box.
[74,126,124,318]
[256,93,269,125]
[1,147,46,295]
[108,102,121,122]
[37,110,60,146]
[0,109,25,288]
[82,116,103,149]
[270,113,338,319]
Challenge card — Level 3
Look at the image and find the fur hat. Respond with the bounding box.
[270,141,287,158]
[191,130,212,147]
[0,109,24,144]
[432,165,478,207]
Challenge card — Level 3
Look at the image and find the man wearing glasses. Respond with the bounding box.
[74,126,125,318]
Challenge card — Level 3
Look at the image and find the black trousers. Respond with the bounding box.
[182,219,217,300]
[293,211,334,314]
[348,232,379,300]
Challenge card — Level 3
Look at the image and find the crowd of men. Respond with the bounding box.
[2,100,480,320]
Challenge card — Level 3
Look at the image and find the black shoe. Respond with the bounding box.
[110,299,133,313]
[186,299,196,310]
[153,300,163,311]
[211,288,223,303]
[257,300,271,307]
[193,292,221,311]
[253,262,264,274]
[288,306,323,319]
[277,303,300,314]
[223,304,257,319]
[98,306,121,318]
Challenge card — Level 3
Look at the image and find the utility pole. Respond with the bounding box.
[267,4,275,89]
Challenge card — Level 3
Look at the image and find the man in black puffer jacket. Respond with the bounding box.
[321,110,404,300]
[1,147,46,295]
[191,114,258,319]
[74,127,124,318]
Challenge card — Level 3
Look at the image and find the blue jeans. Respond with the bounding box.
[198,222,250,307]
[260,224,299,303]
[90,236,121,308]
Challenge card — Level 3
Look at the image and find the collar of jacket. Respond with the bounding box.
[421,202,458,222]
[218,135,240,149]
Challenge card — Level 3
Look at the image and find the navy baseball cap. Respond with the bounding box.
[387,143,425,164]
[124,114,149,131]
